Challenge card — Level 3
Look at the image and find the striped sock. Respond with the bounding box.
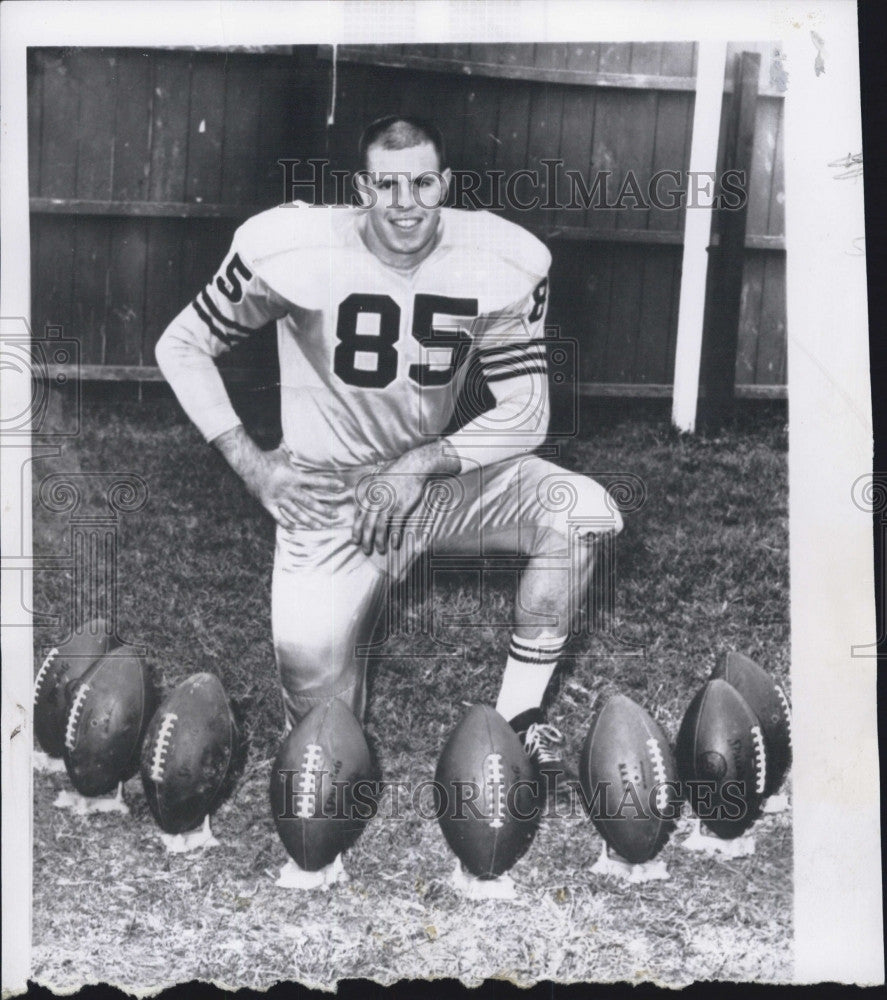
[494,633,567,722]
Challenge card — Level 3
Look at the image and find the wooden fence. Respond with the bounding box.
[28,43,785,395]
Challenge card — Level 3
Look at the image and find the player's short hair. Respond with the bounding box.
[358,116,447,171]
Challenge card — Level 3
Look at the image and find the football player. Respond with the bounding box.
[157,116,623,876]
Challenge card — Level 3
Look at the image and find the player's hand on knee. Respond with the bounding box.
[351,441,459,555]
[352,471,425,556]
[251,448,344,530]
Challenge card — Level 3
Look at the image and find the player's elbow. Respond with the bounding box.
[154,326,176,381]
[155,316,204,382]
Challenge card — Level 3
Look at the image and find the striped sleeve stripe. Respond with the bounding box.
[484,363,548,384]
[482,355,548,376]
[199,288,258,335]
[481,348,547,372]
[478,342,547,363]
[191,297,237,346]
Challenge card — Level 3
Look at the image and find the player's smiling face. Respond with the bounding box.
[359,142,451,269]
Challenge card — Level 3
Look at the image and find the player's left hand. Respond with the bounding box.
[352,440,460,556]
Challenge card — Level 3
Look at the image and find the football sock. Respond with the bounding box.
[494,633,566,722]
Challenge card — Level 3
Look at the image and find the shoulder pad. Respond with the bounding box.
[443,209,551,282]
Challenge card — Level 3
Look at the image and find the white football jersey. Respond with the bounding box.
[159,204,551,470]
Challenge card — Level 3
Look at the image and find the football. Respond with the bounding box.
[63,650,157,797]
[579,694,679,864]
[140,673,237,834]
[269,698,374,871]
[435,704,542,879]
[675,678,766,838]
[711,650,792,797]
[34,619,116,758]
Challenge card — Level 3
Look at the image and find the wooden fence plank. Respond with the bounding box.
[143,218,185,362]
[459,76,500,205]
[556,86,596,230]
[587,91,622,232]
[767,101,786,236]
[186,55,227,204]
[105,219,148,365]
[735,253,766,384]
[255,61,298,204]
[221,56,264,204]
[746,96,779,236]
[634,249,679,383]
[148,52,191,202]
[493,79,532,222]
[39,50,80,198]
[328,63,368,189]
[557,45,600,230]
[664,250,681,381]
[615,90,659,232]
[650,93,692,232]
[605,247,644,380]
[361,65,408,125]
[652,38,693,234]
[755,252,787,384]
[526,82,563,225]
[71,216,112,364]
[113,51,153,201]
[438,79,471,171]
[33,215,76,336]
[585,246,616,381]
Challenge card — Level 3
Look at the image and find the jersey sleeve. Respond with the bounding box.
[155,233,291,442]
[444,271,551,470]
[472,273,549,383]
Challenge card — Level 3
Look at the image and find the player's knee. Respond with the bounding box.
[534,472,624,546]
[275,635,333,697]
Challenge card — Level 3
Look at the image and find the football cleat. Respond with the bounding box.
[508,709,573,795]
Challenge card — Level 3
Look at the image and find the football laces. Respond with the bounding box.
[646,737,670,814]
[33,647,59,700]
[485,753,506,829]
[750,725,767,795]
[65,682,91,751]
[775,686,793,748]
[149,713,179,783]
[296,743,323,819]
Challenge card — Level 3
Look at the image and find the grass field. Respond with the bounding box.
[30,392,791,991]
